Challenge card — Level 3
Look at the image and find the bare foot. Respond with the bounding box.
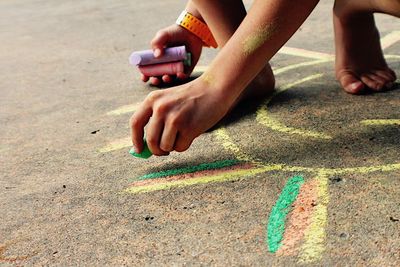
[333,3,397,94]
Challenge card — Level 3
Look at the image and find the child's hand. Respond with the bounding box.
[142,24,203,86]
[130,78,232,156]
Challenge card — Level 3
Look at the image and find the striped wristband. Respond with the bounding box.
[176,10,218,48]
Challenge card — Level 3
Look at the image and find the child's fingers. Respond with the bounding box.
[150,77,161,86]
[130,104,153,153]
[141,74,149,82]
[160,123,178,152]
[174,133,194,153]
[150,30,170,58]
[146,116,169,156]
[176,72,187,80]
[162,75,172,83]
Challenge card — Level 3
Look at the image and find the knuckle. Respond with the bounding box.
[169,115,182,129]
[146,91,160,102]
[146,136,157,147]
[153,103,167,116]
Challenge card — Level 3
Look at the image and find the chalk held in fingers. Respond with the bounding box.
[129,46,187,66]
[138,61,184,77]
[129,139,152,159]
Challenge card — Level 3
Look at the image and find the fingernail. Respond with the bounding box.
[154,49,161,57]
[131,146,138,154]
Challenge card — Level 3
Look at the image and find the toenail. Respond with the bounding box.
[350,82,361,90]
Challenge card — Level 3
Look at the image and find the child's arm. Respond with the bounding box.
[195,0,320,102]
[131,0,319,155]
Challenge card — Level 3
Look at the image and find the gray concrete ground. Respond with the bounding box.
[1,0,399,265]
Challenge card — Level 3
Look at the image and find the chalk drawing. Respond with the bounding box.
[125,165,281,194]
[267,176,304,253]
[273,59,329,75]
[100,31,400,264]
[107,103,140,116]
[278,46,334,60]
[277,178,318,256]
[381,31,400,50]
[361,119,400,126]
[0,241,35,263]
[214,128,261,164]
[98,137,131,153]
[298,172,329,263]
[256,73,332,139]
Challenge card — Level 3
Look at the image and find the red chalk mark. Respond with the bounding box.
[277,178,318,256]
[129,163,254,187]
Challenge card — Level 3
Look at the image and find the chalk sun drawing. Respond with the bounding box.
[101,31,400,264]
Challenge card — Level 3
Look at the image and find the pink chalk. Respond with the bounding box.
[138,61,184,76]
[129,46,187,66]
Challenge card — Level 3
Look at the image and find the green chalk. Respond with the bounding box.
[129,140,152,159]
[184,53,191,66]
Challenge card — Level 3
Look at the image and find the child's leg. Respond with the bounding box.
[189,0,275,100]
[334,0,399,94]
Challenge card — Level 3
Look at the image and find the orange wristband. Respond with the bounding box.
[176,11,218,48]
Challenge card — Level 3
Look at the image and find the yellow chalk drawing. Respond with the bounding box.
[361,119,400,126]
[243,23,277,55]
[104,30,400,264]
[256,113,331,140]
[381,31,400,50]
[278,46,334,60]
[98,137,131,153]
[385,54,400,60]
[211,33,400,263]
[107,103,140,116]
[298,173,329,263]
[256,73,332,139]
[125,165,282,194]
[273,59,329,75]
[214,128,261,164]
[279,73,324,92]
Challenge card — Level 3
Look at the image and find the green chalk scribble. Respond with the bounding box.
[267,175,304,253]
[135,159,241,181]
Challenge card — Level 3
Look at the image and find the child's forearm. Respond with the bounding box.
[202,0,319,101]
[185,1,204,22]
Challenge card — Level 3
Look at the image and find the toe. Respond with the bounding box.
[374,70,396,89]
[388,68,397,81]
[368,73,386,90]
[338,71,364,94]
[360,74,384,91]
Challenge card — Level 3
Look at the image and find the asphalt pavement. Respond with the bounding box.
[1,0,400,265]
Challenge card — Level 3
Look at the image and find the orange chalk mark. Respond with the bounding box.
[277,178,318,256]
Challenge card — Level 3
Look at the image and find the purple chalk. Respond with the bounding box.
[129,46,187,66]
